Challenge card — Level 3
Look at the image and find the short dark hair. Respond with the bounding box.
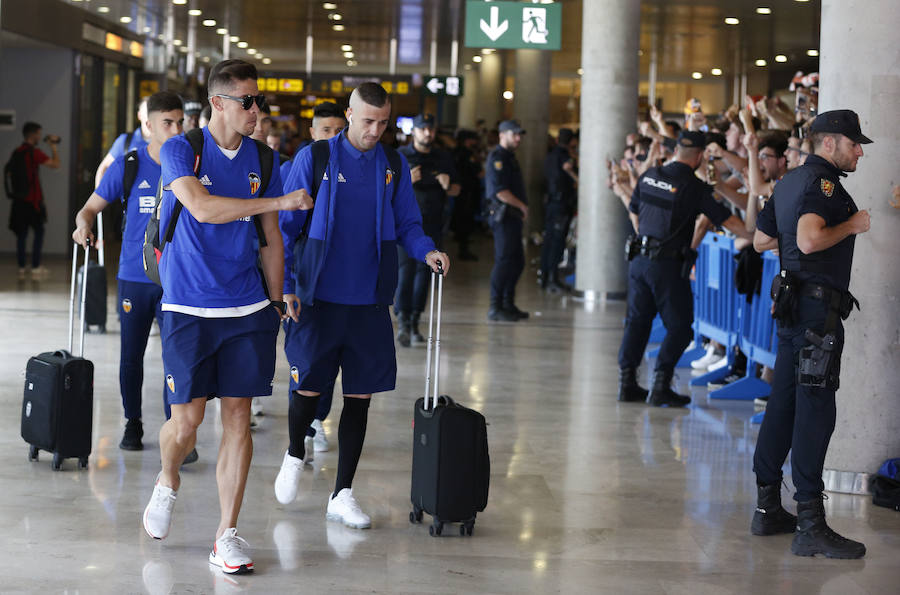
[207,59,258,96]
[355,82,389,108]
[313,102,344,120]
[22,121,41,137]
[759,133,788,159]
[810,131,840,152]
[147,91,184,115]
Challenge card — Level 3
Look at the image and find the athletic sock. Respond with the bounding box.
[288,392,321,460]
[333,397,370,497]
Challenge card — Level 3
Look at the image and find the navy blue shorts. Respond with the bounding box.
[283,301,396,395]
[161,306,281,404]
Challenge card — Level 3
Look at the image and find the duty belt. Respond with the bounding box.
[638,236,681,260]
[798,281,860,330]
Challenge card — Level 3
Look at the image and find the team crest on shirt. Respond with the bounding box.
[248,172,261,195]
[494,160,503,171]
[290,366,299,383]
[820,179,835,197]
[166,374,175,393]
[122,298,132,313]
[385,168,393,186]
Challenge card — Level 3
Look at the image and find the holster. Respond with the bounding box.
[625,235,639,262]
[487,198,507,225]
[770,271,796,327]
[798,329,840,390]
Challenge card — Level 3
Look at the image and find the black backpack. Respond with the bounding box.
[142,128,274,285]
[4,145,32,201]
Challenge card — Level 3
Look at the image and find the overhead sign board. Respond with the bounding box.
[465,0,562,51]
[258,74,413,96]
[423,76,465,97]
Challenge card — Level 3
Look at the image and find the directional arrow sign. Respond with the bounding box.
[423,76,465,97]
[465,0,561,51]
[425,77,444,93]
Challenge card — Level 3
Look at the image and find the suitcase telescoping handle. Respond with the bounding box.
[423,263,445,411]
[67,242,90,357]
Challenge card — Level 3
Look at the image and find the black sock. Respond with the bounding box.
[333,397,370,497]
[288,392,321,460]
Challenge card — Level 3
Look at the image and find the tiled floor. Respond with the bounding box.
[1,244,897,594]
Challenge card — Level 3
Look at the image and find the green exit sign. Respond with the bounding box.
[464,0,562,51]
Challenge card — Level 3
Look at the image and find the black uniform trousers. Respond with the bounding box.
[753,296,842,502]
[617,255,694,375]
[489,216,525,304]
[395,220,442,317]
[540,198,572,285]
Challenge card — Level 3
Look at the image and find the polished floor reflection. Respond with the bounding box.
[1,246,897,594]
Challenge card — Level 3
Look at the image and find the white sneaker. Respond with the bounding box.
[143,475,177,540]
[707,354,729,372]
[690,345,719,370]
[326,488,371,529]
[209,527,254,574]
[311,419,329,452]
[251,397,264,417]
[274,450,305,504]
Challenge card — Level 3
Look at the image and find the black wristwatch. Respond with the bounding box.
[272,301,287,316]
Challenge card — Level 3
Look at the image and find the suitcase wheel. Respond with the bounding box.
[28,445,39,462]
[51,453,63,471]
[78,456,89,470]
[409,507,423,524]
[464,521,474,536]
[429,521,443,537]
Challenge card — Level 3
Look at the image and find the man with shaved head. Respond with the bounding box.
[276,82,449,529]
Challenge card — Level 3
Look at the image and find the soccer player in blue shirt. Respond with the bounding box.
[140,60,312,575]
[73,91,184,452]
[275,83,449,530]
[94,97,150,187]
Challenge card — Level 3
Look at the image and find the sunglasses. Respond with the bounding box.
[214,93,266,110]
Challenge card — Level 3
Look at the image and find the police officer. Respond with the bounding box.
[485,119,529,322]
[451,129,482,261]
[541,128,578,293]
[618,130,750,406]
[750,110,871,559]
[396,113,459,345]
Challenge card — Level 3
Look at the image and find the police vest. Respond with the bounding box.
[636,164,695,245]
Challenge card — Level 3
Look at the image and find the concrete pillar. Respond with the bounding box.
[457,68,479,129]
[477,51,504,129]
[513,49,552,236]
[818,1,900,493]
[575,0,641,299]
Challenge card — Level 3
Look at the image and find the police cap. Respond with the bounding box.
[557,128,575,145]
[809,109,873,144]
[499,119,526,134]
[183,100,203,115]
[413,113,436,128]
[677,130,706,148]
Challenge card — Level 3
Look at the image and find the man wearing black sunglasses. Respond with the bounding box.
[142,59,312,576]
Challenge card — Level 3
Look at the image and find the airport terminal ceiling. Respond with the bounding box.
[41,0,819,86]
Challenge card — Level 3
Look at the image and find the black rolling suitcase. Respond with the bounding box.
[22,243,95,471]
[77,210,107,332]
[410,268,490,537]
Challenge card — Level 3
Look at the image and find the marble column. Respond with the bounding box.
[457,68,479,129]
[818,0,900,493]
[574,0,641,299]
[513,49,552,236]
[477,51,504,129]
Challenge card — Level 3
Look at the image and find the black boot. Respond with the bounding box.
[410,313,425,344]
[119,418,144,450]
[502,298,529,320]
[791,497,866,559]
[647,370,691,407]
[396,313,411,347]
[751,483,797,535]
[617,368,648,402]
[488,300,518,322]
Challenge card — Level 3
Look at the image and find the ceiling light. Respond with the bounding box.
[756,7,772,15]
[807,49,819,57]
[188,9,201,16]
[775,54,787,62]
[795,0,809,2]
[724,17,740,25]
[202,19,216,27]
[179,46,188,53]
[172,0,187,4]
[481,48,494,55]
[173,39,182,46]
[202,56,211,63]
[502,90,514,100]
[332,24,345,31]
[237,41,248,48]
[344,51,354,58]
[157,34,164,40]
[473,55,482,63]
[143,26,152,33]
[230,36,239,42]
[247,48,257,55]
[323,2,338,9]
[691,71,702,79]
[331,13,342,21]
[341,44,352,51]
[262,58,272,65]
[576,67,583,75]
[97,6,110,13]
[711,68,723,76]
[120,16,132,23]
[346,59,357,67]
[216,28,228,35]
[755,59,767,67]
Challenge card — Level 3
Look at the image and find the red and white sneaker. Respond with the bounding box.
[142,475,176,540]
[209,528,254,575]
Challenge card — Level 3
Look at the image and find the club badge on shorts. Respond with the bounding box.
[122,298,132,313]
[821,179,835,197]
[385,168,393,186]
[166,374,175,393]
[290,366,299,383]
[249,172,261,195]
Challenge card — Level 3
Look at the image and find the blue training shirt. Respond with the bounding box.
[108,127,148,161]
[94,146,161,284]
[158,127,283,312]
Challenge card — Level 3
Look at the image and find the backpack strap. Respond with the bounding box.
[121,149,139,232]
[124,130,135,153]
[162,129,204,244]
[299,139,331,239]
[251,138,275,248]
